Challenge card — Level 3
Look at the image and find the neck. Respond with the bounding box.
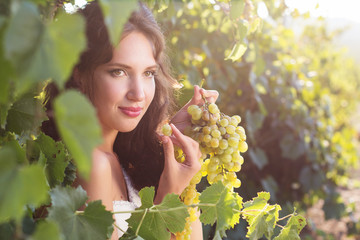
[98,126,118,153]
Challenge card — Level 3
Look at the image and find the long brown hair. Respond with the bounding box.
[42,1,177,190]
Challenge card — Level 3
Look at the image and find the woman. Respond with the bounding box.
[43,1,218,239]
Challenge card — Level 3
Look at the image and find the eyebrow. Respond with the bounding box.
[106,63,158,70]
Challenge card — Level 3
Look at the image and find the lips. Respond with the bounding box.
[119,107,142,117]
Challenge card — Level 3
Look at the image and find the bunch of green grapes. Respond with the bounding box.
[162,101,248,240]
[186,102,247,188]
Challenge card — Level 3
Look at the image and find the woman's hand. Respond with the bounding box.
[171,85,219,133]
[155,124,202,204]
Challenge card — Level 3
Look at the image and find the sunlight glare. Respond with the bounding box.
[285,0,360,23]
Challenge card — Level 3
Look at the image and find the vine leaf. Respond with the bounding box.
[126,187,189,240]
[30,220,61,240]
[0,146,48,223]
[48,186,114,240]
[4,2,86,94]
[225,42,247,62]
[99,0,137,46]
[198,182,242,232]
[273,215,306,240]
[53,90,102,179]
[35,133,69,187]
[242,192,281,240]
[4,1,43,77]
[5,94,46,135]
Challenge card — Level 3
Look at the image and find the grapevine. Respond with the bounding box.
[162,91,248,239]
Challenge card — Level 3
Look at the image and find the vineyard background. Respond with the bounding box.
[0,0,360,239]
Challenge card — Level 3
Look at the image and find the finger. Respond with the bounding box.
[169,135,181,146]
[200,89,219,103]
[170,124,200,161]
[161,135,175,166]
[193,85,202,102]
[186,85,203,106]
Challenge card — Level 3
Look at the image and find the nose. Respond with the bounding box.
[126,75,145,102]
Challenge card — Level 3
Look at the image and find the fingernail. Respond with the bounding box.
[162,136,168,143]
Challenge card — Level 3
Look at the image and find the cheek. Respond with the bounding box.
[93,79,123,110]
[147,80,156,105]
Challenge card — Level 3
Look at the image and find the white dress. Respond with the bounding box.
[112,169,141,238]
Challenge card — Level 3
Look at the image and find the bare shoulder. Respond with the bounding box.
[78,148,115,207]
[91,148,113,172]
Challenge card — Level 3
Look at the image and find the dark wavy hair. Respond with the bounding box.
[42,1,177,190]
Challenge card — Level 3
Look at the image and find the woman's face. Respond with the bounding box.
[92,31,157,133]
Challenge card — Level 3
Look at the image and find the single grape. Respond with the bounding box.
[202,134,212,143]
[219,139,228,150]
[238,141,248,153]
[202,126,211,135]
[219,126,227,135]
[208,103,219,114]
[226,125,236,134]
[162,123,172,136]
[211,129,221,138]
[221,154,232,163]
[187,105,199,115]
[220,118,229,127]
[228,137,239,147]
[210,138,219,148]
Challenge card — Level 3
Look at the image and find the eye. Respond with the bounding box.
[110,69,126,77]
[144,70,156,78]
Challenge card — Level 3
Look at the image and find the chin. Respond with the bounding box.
[117,123,139,133]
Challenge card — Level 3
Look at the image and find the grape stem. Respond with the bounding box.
[112,203,216,215]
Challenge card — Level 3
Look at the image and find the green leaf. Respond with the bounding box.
[242,192,269,213]
[5,94,46,135]
[30,220,61,240]
[248,148,268,170]
[9,10,86,94]
[62,161,77,186]
[0,146,48,223]
[242,192,281,239]
[225,42,247,62]
[127,187,189,240]
[53,90,102,179]
[274,215,306,240]
[46,12,86,88]
[230,0,245,20]
[99,0,137,46]
[299,166,325,192]
[4,1,42,68]
[235,20,249,41]
[0,50,12,128]
[245,110,265,142]
[119,229,145,240]
[279,134,305,160]
[199,182,242,232]
[48,186,114,240]
[3,1,43,95]
[35,133,69,187]
[0,221,15,240]
[260,176,278,201]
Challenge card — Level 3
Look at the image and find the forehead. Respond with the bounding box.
[109,31,157,67]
